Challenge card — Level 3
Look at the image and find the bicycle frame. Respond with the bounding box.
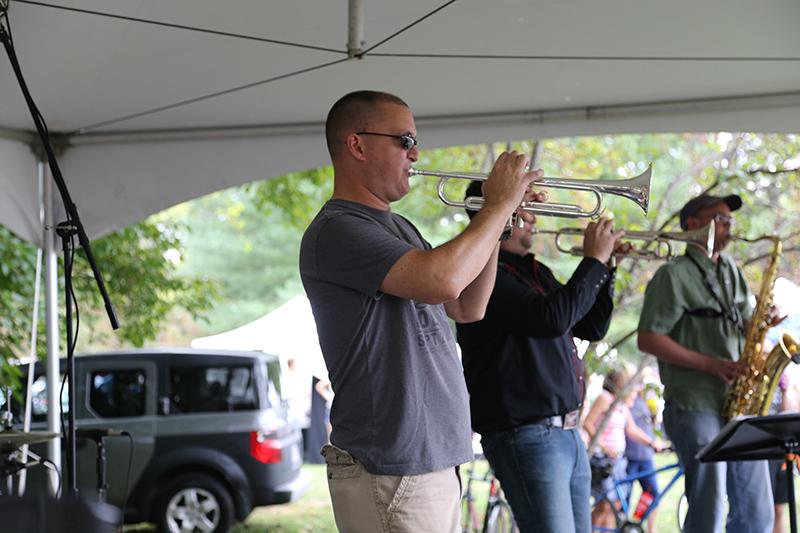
[592,461,684,533]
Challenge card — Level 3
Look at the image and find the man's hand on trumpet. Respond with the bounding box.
[582,217,631,268]
[481,151,544,226]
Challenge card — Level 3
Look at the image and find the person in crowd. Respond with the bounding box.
[283,357,311,432]
[304,375,333,464]
[299,90,537,532]
[314,376,334,442]
[456,179,629,533]
[283,357,315,460]
[583,369,661,530]
[638,193,784,533]
[625,380,662,533]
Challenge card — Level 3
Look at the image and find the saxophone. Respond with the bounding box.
[721,235,800,418]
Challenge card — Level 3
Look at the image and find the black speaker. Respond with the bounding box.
[0,491,121,533]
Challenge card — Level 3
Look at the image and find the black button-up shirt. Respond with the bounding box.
[456,250,615,434]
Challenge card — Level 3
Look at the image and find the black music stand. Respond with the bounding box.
[697,413,800,533]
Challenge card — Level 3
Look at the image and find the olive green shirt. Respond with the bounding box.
[638,246,753,414]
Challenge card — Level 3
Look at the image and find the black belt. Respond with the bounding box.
[530,409,580,429]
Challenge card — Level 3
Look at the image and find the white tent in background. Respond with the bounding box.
[191,295,328,381]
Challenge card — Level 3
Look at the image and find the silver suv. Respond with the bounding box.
[6,348,310,533]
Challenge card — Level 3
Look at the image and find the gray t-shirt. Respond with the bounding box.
[299,199,473,476]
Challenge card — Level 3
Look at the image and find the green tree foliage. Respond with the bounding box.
[160,185,314,334]
[7,132,794,391]
[0,219,218,389]
[0,225,34,388]
[244,132,800,376]
[72,221,219,349]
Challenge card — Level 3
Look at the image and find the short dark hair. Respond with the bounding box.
[325,90,409,159]
[464,180,483,220]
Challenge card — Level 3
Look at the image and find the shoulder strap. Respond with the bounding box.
[684,252,746,335]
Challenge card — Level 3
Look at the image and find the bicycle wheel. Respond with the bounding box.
[677,491,688,532]
[484,500,517,533]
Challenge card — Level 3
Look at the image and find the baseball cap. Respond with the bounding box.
[679,194,742,230]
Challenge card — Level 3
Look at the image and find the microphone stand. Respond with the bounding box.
[0,22,120,497]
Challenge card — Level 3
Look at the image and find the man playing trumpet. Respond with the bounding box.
[456,180,631,533]
[300,90,538,532]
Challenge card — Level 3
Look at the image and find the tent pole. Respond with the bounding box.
[17,162,45,495]
[43,163,62,496]
[347,0,364,58]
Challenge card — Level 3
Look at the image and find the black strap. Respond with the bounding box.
[684,252,746,335]
[685,308,724,319]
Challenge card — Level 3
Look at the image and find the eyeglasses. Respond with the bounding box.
[357,131,418,151]
[698,213,736,227]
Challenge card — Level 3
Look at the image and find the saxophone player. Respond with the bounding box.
[638,194,783,533]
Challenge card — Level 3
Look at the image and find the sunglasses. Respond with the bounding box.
[357,131,418,151]
[698,213,736,227]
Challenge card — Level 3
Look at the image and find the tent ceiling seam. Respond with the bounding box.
[23,90,796,147]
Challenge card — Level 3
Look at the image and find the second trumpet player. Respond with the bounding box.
[456,179,632,532]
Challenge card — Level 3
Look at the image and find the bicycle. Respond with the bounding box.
[461,457,517,533]
[591,450,685,533]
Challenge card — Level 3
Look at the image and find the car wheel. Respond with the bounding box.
[155,473,234,533]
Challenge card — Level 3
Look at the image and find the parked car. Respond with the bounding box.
[5,347,311,533]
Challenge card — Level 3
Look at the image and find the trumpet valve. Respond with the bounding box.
[521,191,549,205]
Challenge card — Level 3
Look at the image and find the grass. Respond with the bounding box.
[126,454,799,532]
[123,464,337,533]
[233,464,336,533]
[252,458,688,533]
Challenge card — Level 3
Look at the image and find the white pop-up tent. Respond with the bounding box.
[1,0,798,487]
[191,295,328,381]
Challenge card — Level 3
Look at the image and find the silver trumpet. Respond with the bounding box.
[408,164,652,219]
[533,221,716,260]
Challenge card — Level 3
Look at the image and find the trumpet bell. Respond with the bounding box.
[536,164,651,218]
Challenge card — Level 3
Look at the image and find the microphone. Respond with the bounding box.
[76,429,127,440]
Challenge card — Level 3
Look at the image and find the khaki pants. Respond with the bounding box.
[321,444,462,533]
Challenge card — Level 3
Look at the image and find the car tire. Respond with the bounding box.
[155,473,235,533]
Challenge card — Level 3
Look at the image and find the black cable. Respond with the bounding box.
[360,0,459,56]
[67,238,80,356]
[70,57,350,134]
[0,13,66,217]
[367,52,800,62]
[18,0,798,135]
[18,0,799,64]
[41,458,63,498]
[14,0,343,54]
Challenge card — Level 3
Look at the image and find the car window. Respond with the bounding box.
[266,359,282,408]
[89,369,147,418]
[170,365,258,413]
[4,373,68,425]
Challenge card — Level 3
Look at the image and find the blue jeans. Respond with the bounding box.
[663,401,774,533]
[481,424,591,533]
[625,457,659,504]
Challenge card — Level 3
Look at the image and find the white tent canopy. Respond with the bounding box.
[191,295,328,381]
[4,1,797,491]
[1,0,799,247]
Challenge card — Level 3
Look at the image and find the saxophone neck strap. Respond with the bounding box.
[684,252,746,336]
